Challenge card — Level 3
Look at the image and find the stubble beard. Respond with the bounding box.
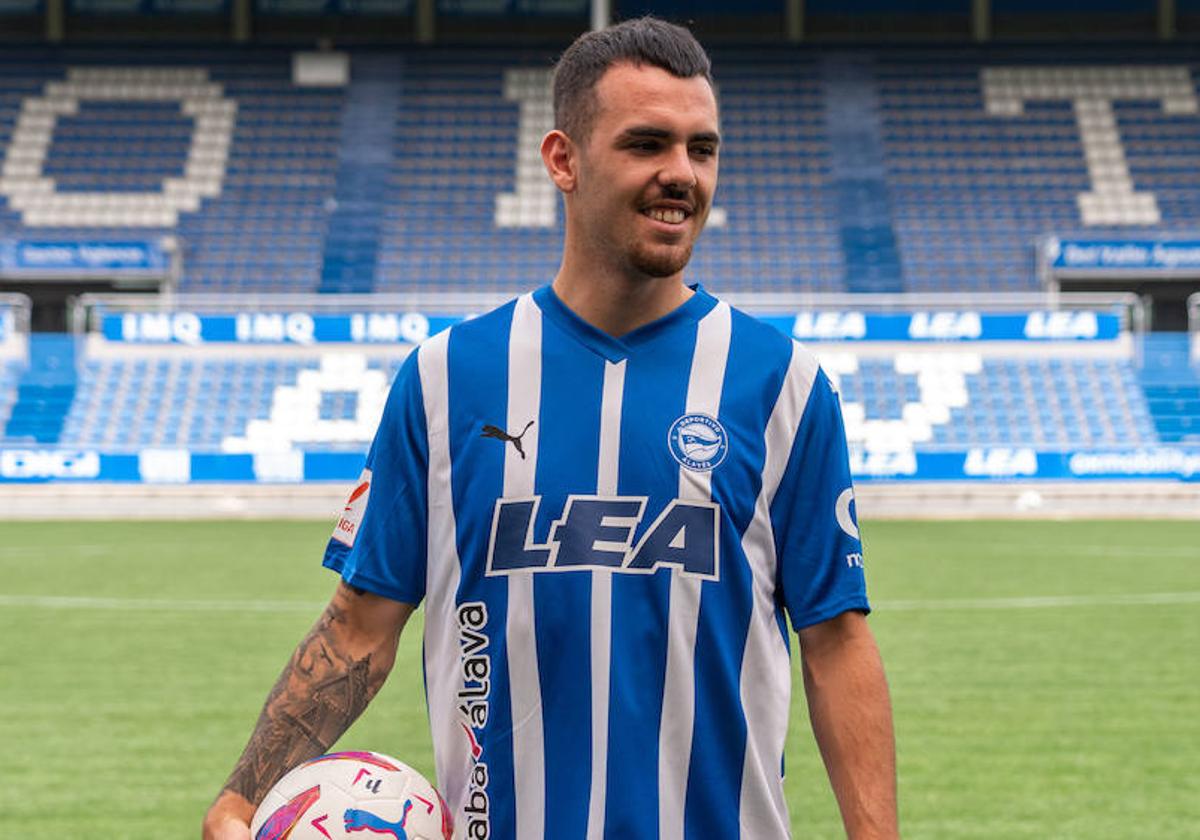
[626,199,708,279]
[627,238,695,279]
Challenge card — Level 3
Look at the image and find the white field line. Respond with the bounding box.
[877,592,1200,611]
[0,595,324,613]
[953,544,1200,560]
[0,592,1198,613]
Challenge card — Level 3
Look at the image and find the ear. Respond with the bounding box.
[541,129,578,193]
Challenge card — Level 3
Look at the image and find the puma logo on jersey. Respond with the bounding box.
[480,420,534,460]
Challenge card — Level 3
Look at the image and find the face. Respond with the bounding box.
[566,62,720,281]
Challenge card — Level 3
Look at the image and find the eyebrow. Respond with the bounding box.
[618,126,721,146]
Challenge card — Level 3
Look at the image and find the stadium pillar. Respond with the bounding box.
[1159,0,1176,39]
[45,0,63,42]
[786,0,804,41]
[971,0,991,41]
[416,0,435,43]
[231,0,251,42]
[591,0,610,31]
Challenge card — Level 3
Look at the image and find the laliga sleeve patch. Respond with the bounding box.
[332,468,372,547]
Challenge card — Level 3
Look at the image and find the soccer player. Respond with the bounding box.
[204,17,897,840]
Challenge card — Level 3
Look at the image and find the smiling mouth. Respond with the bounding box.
[642,207,689,224]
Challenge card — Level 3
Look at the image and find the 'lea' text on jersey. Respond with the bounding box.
[486,495,720,581]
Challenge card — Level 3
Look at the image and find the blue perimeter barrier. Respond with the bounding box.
[101,310,1123,345]
[0,447,1196,483]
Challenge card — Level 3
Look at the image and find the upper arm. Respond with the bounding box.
[329,580,416,658]
[772,364,870,631]
[323,349,432,606]
[797,608,872,661]
[797,610,886,697]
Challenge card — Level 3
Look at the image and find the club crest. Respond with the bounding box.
[668,413,728,472]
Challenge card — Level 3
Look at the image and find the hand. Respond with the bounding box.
[202,790,254,840]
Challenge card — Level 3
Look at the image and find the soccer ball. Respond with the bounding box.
[250,751,452,840]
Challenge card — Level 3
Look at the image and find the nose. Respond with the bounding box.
[657,143,697,192]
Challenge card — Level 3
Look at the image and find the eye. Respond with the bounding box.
[690,145,716,159]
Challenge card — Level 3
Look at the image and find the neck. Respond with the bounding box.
[551,252,693,339]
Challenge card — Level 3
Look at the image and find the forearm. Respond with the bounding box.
[801,612,897,840]
[219,583,399,809]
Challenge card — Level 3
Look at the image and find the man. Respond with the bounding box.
[204,17,897,840]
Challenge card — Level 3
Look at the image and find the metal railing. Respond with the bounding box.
[1188,292,1200,361]
[0,293,32,361]
[69,291,520,334]
[0,293,32,335]
[71,290,1147,333]
[721,290,1144,329]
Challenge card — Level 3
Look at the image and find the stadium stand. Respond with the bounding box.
[0,48,341,294]
[2,334,75,444]
[3,46,1200,295]
[0,45,1198,483]
[0,358,23,434]
[827,352,1159,451]
[60,352,402,451]
[28,335,1167,459]
[882,49,1200,292]
[1139,332,1200,443]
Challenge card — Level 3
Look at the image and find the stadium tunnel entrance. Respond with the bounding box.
[1057,277,1197,332]
[0,276,164,333]
[0,238,176,332]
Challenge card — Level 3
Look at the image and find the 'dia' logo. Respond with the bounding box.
[668,413,728,472]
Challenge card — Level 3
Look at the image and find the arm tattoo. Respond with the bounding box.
[223,592,387,806]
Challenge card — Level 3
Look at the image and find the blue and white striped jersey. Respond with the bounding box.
[324,284,869,840]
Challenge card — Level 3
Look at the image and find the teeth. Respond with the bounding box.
[647,208,686,224]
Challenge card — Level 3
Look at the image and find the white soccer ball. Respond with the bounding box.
[250,751,452,840]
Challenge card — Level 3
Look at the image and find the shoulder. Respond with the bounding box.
[720,299,794,355]
[719,299,822,387]
[391,296,522,392]
[411,296,522,361]
[455,296,522,338]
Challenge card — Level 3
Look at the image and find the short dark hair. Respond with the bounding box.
[552,16,713,144]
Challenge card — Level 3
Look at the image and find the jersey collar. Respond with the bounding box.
[532,283,719,363]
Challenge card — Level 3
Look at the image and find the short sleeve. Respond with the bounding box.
[322,348,429,605]
[771,367,869,631]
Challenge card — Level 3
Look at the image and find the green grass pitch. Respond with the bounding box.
[1,519,1197,837]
